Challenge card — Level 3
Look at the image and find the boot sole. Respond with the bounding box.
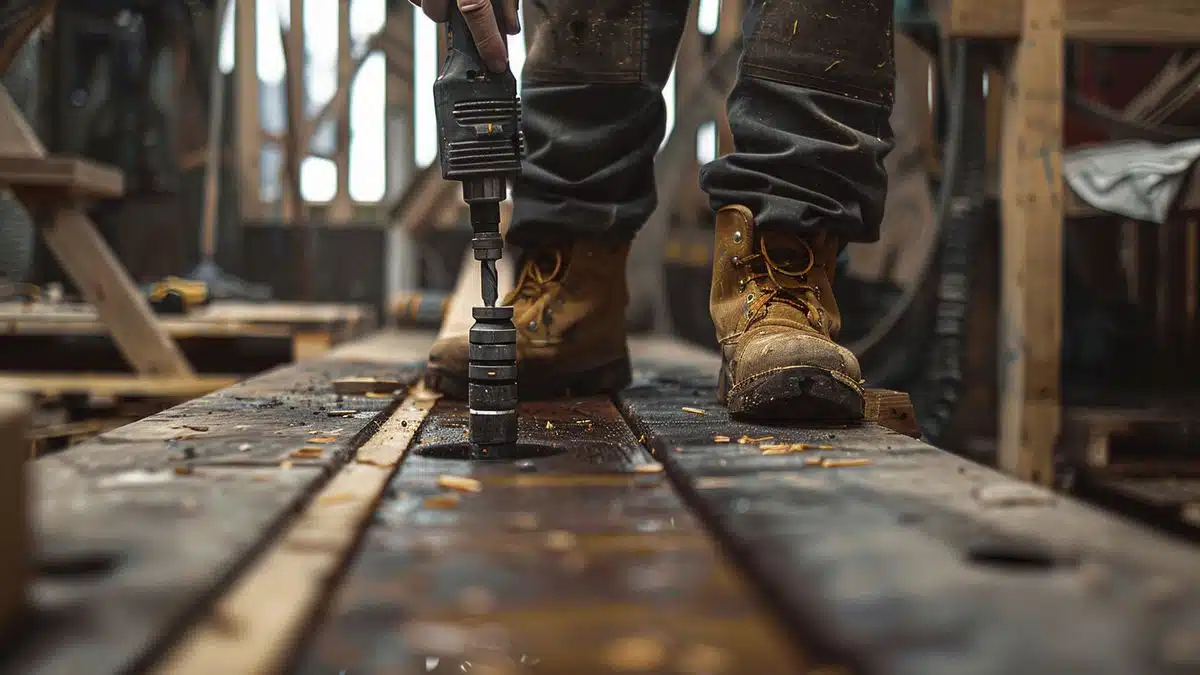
[720,364,865,421]
[424,356,633,401]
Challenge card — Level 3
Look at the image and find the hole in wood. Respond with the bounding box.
[37,551,120,579]
[966,541,1071,571]
[414,441,565,461]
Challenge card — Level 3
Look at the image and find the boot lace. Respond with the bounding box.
[503,249,564,337]
[733,232,827,332]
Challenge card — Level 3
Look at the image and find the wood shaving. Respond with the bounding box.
[182,424,209,432]
[634,463,664,473]
[280,460,294,469]
[821,458,871,468]
[681,407,706,415]
[508,512,540,531]
[713,435,731,443]
[638,434,646,444]
[604,636,667,671]
[424,494,460,509]
[695,477,736,489]
[173,465,193,475]
[307,436,337,444]
[803,456,823,466]
[319,493,355,505]
[327,410,358,417]
[545,421,554,430]
[678,644,729,674]
[438,475,483,493]
[761,443,821,455]
[544,530,577,552]
[738,435,774,444]
[365,392,394,399]
[290,447,325,459]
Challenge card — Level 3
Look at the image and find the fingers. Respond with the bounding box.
[420,0,450,23]
[503,0,520,35]
[458,0,507,72]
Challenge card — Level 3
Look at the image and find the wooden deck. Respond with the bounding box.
[3,330,1198,674]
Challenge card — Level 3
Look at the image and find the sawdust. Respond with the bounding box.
[438,475,483,493]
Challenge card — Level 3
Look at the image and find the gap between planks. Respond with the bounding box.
[149,386,439,675]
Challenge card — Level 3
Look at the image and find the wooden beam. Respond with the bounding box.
[280,0,307,224]
[998,0,1065,485]
[0,88,194,377]
[715,0,742,156]
[0,392,30,639]
[942,0,1200,43]
[235,0,262,219]
[329,0,354,223]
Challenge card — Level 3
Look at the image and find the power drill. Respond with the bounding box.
[433,2,524,457]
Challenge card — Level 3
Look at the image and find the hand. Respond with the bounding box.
[410,0,520,73]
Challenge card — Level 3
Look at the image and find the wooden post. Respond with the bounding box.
[329,0,355,223]
[235,0,262,219]
[280,0,307,224]
[0,392,30,639]
[715,0,742,156]
[998,0,1065,485]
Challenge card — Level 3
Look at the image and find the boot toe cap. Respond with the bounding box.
[731,326,862,382]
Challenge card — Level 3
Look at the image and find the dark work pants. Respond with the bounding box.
[508,0,896,248]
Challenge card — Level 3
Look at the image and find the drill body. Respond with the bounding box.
[433,4,524,456]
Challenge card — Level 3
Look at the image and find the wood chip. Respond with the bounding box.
[332,376,404,395]
[761,443,820,455]
[438,474,483,493]
[634,463,664,473]
[681,407,706,415]
[695,477,736,489]
[738,435,774,444]
[327,410,358,417]
[173,465,193,475]
[508,512,540,531]
[544,530,577,552]
[604,636,667,671]
[290,447,325,459]
[803,456,823,466]
[319,493,355,505]
[365,391,394,399]
[182,424,209,432]
[424,494,460,509]
[713,435,731,443]
[820,458,871,468]
[307,436,337,444]
[638,434,646,444]
[545,421,554,430]
[280,460,294,469]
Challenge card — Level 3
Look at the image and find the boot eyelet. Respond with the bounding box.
[731,256,740,266]
[527,320,537,330]
[746,293,755,302]
[732,231,743,243]
[738,279,747,290]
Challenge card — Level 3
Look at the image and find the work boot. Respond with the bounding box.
[711,205,865,420]
[425,240,632,400]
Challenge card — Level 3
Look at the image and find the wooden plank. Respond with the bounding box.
[997,0,1065,485]
[296,396,806,674]
[0,373,235,398]
[617,369,1200,675]
[0,156,124,198]
[151,388,438,675]
[279,0,307,225]
[0,392,30,639]
[942,0,1200,43]
[6,356,424,675]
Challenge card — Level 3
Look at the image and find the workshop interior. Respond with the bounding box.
[0,0,1198,673]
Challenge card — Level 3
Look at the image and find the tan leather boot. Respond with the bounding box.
[425,240,632,400]
[711,205,865,420]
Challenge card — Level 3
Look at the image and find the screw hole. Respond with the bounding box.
[38,550,121,579]
[966,541,1068,571]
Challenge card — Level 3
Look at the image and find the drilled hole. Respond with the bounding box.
[38,551,120,579]
[415,442,565,461]
[966,542,1068,571]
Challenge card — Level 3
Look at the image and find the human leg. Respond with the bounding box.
[701,0,896,420]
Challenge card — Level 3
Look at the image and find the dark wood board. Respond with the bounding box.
[1,358,422,675]
[295,397,810,674]
[617,368,1200,675]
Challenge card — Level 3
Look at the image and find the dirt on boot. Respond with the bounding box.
[425,240,632,400]
[710,204,865,421]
